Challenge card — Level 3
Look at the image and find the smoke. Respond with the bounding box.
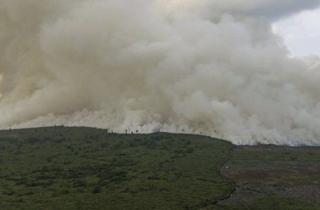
[1,0,320,145]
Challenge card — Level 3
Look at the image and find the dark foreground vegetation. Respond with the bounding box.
[0,127,319,210]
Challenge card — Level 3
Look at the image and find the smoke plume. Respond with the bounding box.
[1,0,320,145]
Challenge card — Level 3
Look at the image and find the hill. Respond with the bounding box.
[0,127,319,210]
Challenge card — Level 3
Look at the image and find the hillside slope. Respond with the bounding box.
[0,127,319,210]
[0,127,234,210]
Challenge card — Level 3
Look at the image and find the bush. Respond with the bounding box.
[92,186,102,194]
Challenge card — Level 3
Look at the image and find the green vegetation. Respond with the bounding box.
[0,127,319,210]
[0,127,233,210]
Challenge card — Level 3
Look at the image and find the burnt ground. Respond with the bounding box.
[215,146,320,210]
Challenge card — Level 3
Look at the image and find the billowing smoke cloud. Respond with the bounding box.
[1,0,320,145]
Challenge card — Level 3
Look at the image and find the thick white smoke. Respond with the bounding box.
[1,0,320,145]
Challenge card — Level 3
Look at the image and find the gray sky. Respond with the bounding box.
[273,7,320,57]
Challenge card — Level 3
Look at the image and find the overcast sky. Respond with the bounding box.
[273,7,320,57]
